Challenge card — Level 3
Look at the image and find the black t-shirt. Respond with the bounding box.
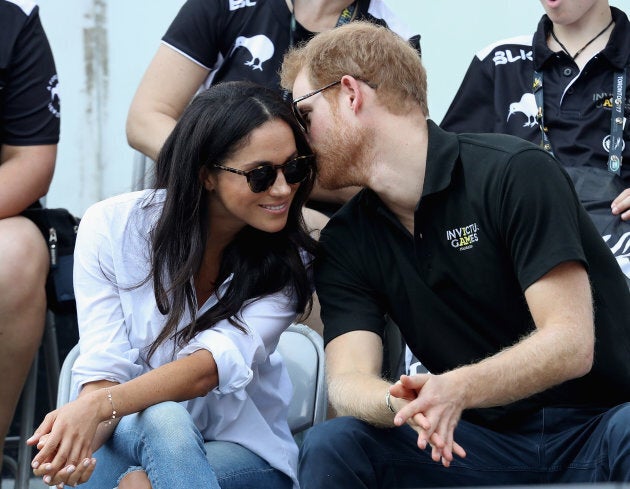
[163,0,420,94]
[315,121,630,428]
[0,0,60,146]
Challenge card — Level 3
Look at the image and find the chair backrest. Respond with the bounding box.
[278,323,327,434]
[56,343,79,408]
[57,323,327,434]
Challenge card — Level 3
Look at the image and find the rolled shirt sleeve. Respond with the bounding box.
[179,288,298,395]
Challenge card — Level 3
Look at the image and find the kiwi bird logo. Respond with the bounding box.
[229,35,274,71]
[507,93,538,127]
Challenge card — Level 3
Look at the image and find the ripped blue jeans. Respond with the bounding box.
[83,401,292,489]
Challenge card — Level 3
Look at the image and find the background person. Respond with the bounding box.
[0,0,59,468]
[125,0,420,217]
[281,21,630,487]
[27,81,316,489]
[441,0,630,283]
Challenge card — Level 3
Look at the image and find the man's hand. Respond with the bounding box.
[390,374,467,467]
[611,188,630,221]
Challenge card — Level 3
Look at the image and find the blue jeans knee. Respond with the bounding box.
[602,403,630,481]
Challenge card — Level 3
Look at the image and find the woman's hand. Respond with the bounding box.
[33,457,97,488]
[28,391,105,486]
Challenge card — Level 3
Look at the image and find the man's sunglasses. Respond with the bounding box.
[292,78,377,133]
[292,80,341,133]
[213,155,314,193]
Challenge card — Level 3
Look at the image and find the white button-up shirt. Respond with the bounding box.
[71,190,299,486]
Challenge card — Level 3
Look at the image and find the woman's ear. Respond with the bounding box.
[199,167,216,191]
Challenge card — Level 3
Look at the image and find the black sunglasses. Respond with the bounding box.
[292,79,377,133]
[213,155,314,193]
[292,80,341,133]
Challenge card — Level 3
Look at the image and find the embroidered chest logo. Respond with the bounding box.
[229,35,275,71]
[446,223,480,251]
[229,0,256,11]
[507,92,537,128]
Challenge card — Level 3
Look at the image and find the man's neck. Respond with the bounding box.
[286,0,357,32]
[366,114,429,235]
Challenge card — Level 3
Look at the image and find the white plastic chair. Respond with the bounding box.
[277,323,327,434]
[56,323,327,436]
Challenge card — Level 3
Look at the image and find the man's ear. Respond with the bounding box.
[200,166,215,191]
[340,75,364,114]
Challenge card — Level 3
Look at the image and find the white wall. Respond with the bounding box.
[38,0,185,216]
[36,0,628,216]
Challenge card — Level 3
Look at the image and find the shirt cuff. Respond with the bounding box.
[178,330,253,395]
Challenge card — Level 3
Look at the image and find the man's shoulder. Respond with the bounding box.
[0,0,35,45]
[453,131,561,182]
[0,0,36,17]
[457,130,540,157]
[453,132,569,197]
[472,34,534,67]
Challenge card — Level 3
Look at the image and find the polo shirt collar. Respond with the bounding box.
[604,7,630,70]
[533,7,630,71]
[532,15,556,70]
[421,119,459,198]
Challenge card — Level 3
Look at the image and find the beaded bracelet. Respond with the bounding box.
[105,388,118,425]
[385,390,395,413]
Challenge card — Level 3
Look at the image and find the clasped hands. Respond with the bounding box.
[389,373,467,468]
[27,396,100,488]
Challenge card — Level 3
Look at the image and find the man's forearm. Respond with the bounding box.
[449,323,593,412]
[328,372,398,428]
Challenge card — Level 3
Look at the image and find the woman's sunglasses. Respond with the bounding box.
[213,155,314,193]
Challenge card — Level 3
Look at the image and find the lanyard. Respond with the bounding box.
[283,1,358,101]
[288,0,358,49]
[533,68,626,175]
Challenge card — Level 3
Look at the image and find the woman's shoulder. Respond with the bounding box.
[81,189,164,232]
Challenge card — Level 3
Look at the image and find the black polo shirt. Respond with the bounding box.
[315,120,630,428]
[441,6,630,187]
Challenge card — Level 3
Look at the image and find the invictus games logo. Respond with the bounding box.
[47,74,60,118]
[446,223,479,251]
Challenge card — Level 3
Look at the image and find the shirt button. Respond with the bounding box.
[563,67,572,76]
[567,87,574,94]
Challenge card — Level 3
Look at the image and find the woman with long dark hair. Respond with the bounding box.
[28,81,317,489]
